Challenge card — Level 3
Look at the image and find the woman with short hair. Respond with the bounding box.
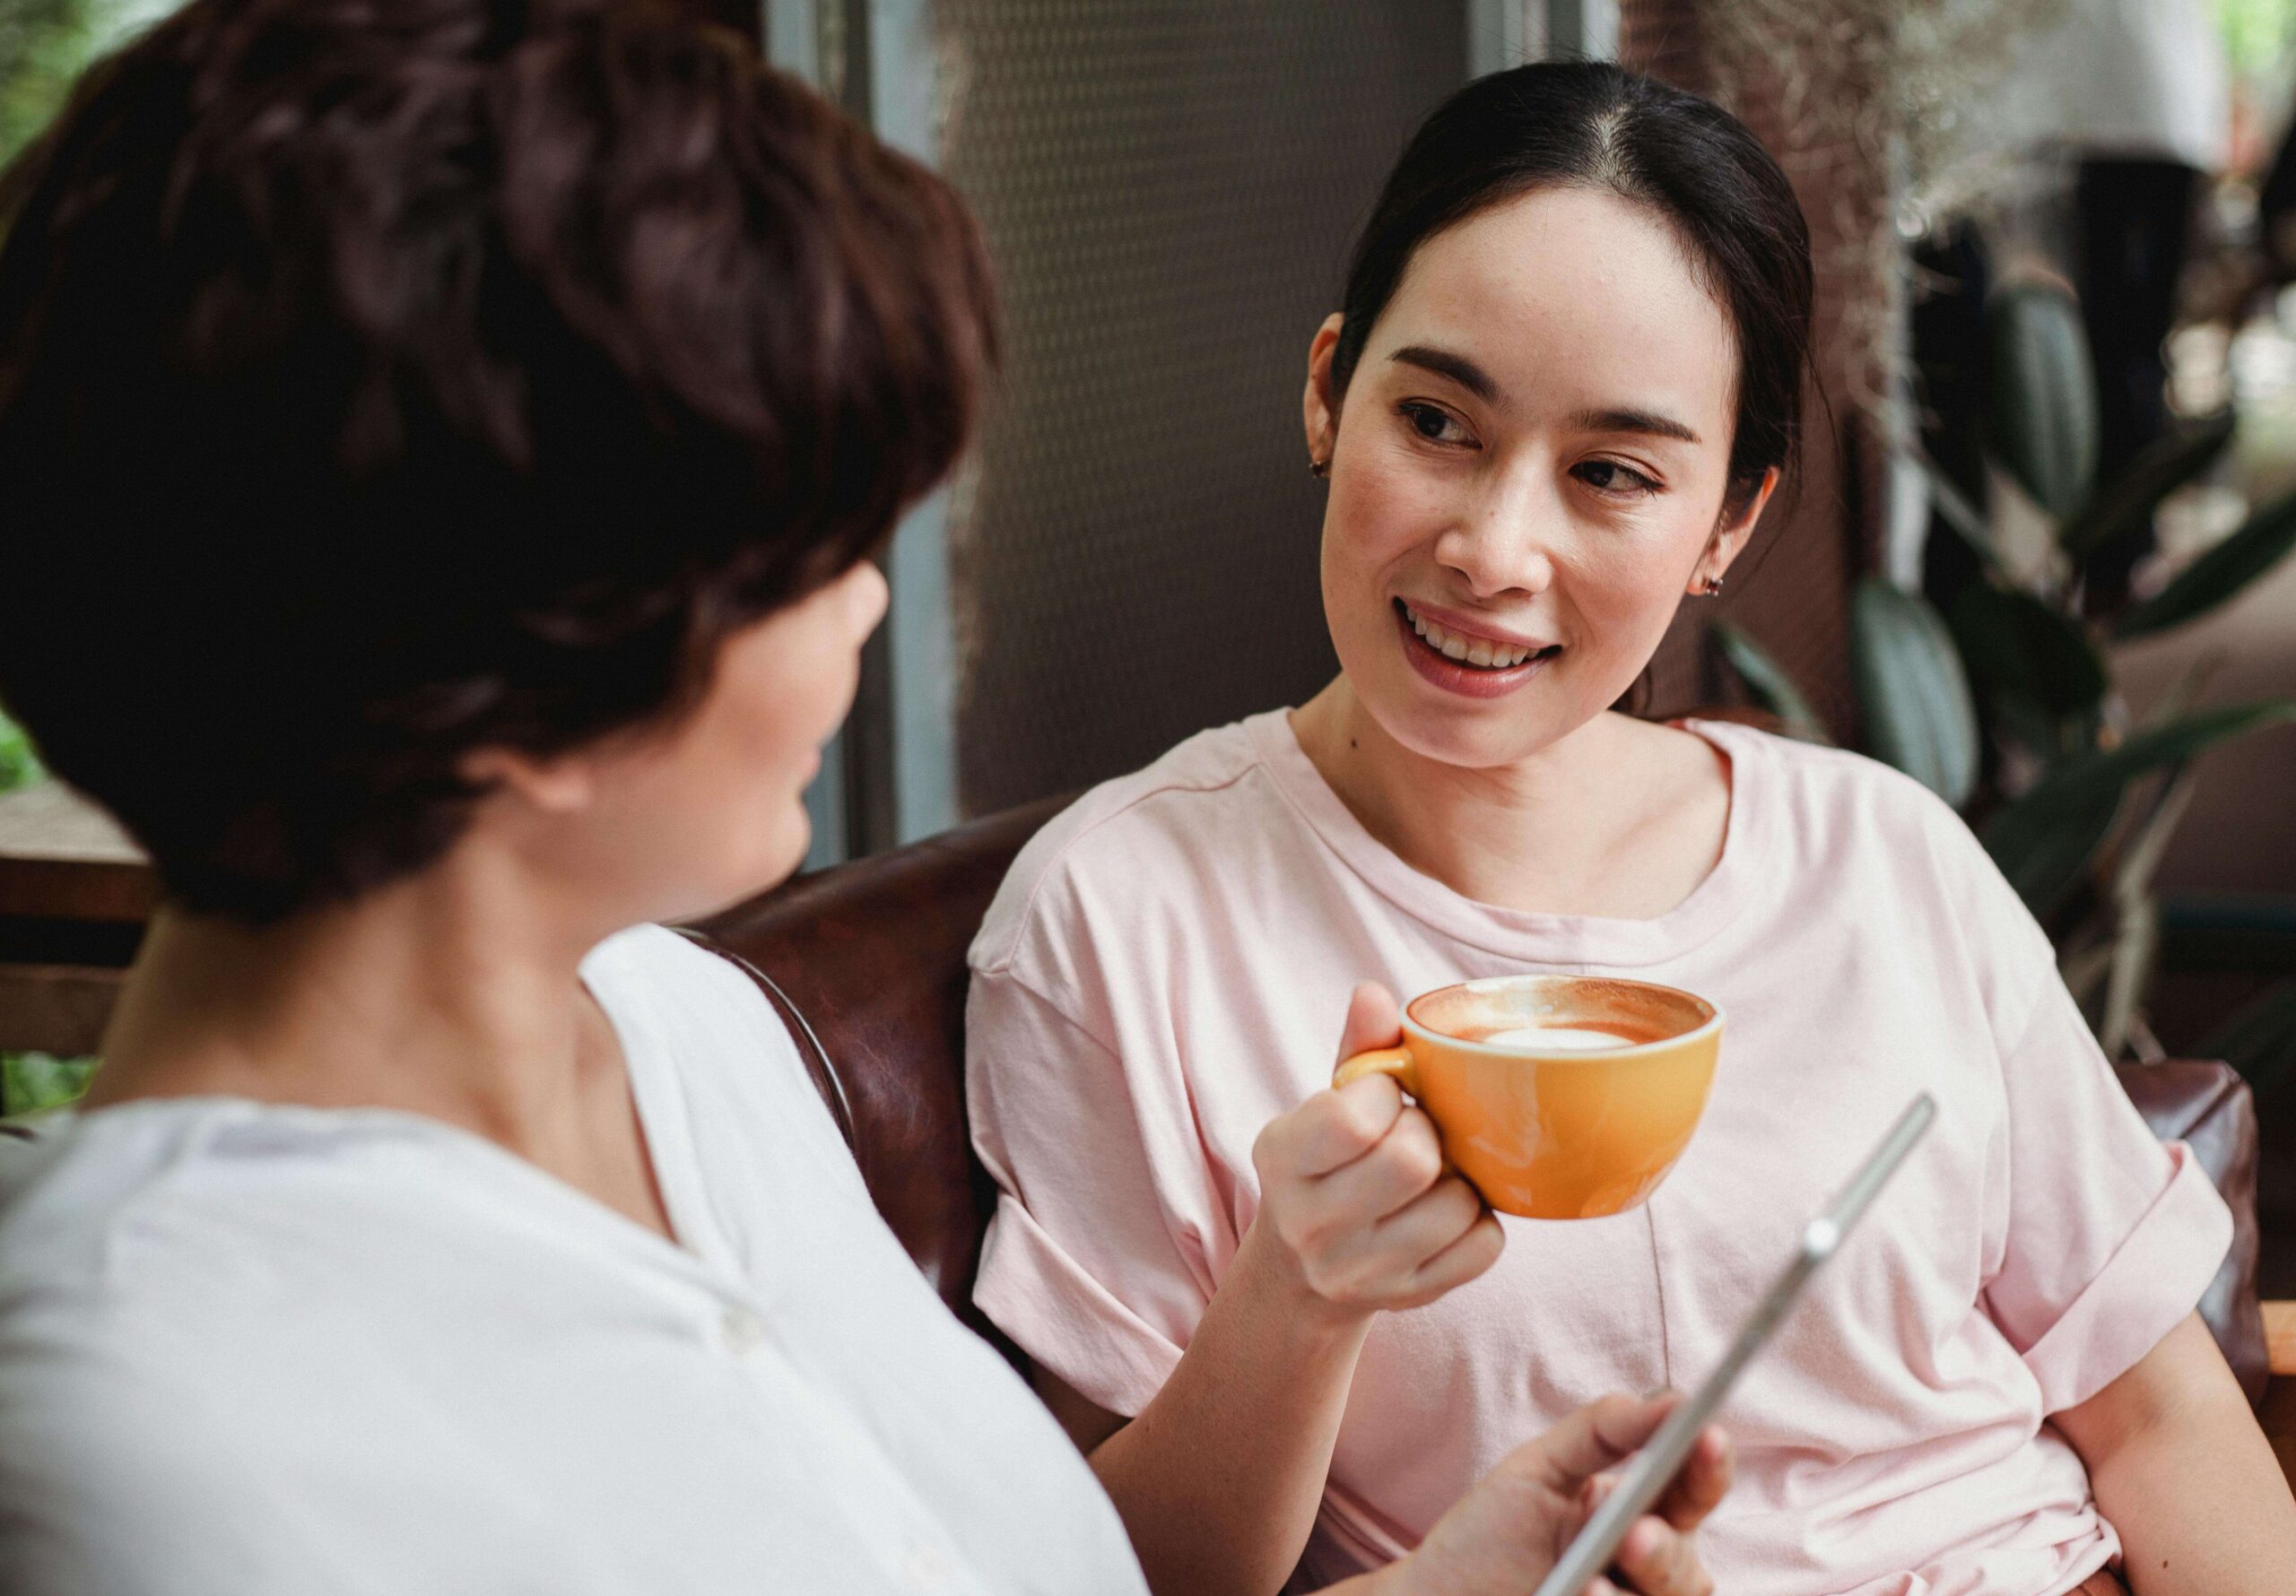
[0,4,1722,1594]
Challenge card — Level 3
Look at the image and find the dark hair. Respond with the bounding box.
[0,0,996,922]
[1331,61,1812,516]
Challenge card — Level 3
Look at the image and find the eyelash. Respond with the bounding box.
[1398,400,1472,447]
[1395,401,1664,498]
[1574,459,1663,499]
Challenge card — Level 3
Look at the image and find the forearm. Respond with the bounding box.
[1089,1220,1373,1596]
[2060,1317,2296,1596]
[2085,1402,2296,1595]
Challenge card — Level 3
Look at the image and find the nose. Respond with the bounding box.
[1433,461,1559,600]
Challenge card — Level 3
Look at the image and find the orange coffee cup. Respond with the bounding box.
[1333,974,1721,1220]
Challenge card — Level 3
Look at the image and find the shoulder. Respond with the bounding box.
[970,715,1291,980]
[0,1112,396,1584]
[580,924,818,1112]
[1700,718,2058,1031]
[583,921,779,1026]
[580,924,862,1187]
[1696,717,1986,867]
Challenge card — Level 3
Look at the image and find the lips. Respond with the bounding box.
[1397,599,1555,668]
[1393,599,1560,699]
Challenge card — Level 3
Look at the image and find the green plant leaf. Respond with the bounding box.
[1987,282,2100,522]
[0,1053,97,1116]
[1984,778,2124,917]
[1851,580,1980,807]
[1945,582,2109,731]
[1981,698,2296,914]
[0,709,44,794]
[1917,449,2002,573]
[1710,622,1831,744]
[2196,979,2296,1099]
[2061,409,2237,562]
[2113,485,2296,639]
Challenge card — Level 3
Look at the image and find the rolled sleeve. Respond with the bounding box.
[2013,1140,2231,1413]
[1983,967,2234,1414]
[975,1195,1187,1418]
[966,968,1220,1418]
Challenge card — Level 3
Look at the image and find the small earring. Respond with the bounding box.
[1700,574,1726,597]
[1309,455,1330,480]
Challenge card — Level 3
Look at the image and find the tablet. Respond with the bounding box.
[1530,1092,1937,1596]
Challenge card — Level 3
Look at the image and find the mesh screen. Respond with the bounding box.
[936,1,1465,816]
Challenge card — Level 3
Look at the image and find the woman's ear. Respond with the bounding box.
[1302,313,1346,469]
[1689,464,1780,594]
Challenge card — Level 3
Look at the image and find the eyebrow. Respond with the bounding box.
[1388,345,1701,446]
[1388,345,1498,402]
[1570,406,1700,446]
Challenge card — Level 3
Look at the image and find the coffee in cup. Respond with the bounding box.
[1334,974,1720,1220]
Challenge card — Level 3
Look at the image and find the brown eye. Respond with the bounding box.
[1398,401,1469,446]
[1574,459,1660,496]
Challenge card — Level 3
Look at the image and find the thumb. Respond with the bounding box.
[1517,1392,1674,1494]
[1335,981,1405,1063]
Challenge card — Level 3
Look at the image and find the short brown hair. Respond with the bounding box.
[0,0,996,920]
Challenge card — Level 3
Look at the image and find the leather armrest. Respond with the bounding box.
[2114,1060,2268,1404]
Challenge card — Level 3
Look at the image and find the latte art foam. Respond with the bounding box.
[1480,1026,1635,1052]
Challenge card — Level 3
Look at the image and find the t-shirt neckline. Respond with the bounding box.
[1242,710,1769,968]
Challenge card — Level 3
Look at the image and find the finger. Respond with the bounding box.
[1302,1175,1487,1305]
[1612,1514,1712,1596]
[1402,1205,1505,1301]
[1312,1105,1448,1218]
[1269,1076,1406,1179]
[1335,981,1405,1063]
[1513,1392,1674,1492]
[1357,1173,1486,1262]
[1652,1427,1731,1531]
[1578,1469,1619,1520]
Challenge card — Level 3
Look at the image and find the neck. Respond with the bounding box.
[86,848,625,1159]
[1290,677,1639,911]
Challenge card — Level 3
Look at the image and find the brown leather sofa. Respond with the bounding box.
[690,796,2288,1423]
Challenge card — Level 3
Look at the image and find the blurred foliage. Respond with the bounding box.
[1718,277,2296,1073]
[2,1053,97,1116]
[0,711,40,793]
[2216,0,2296,77]
[1,0,103,166]
[0,0,175,167]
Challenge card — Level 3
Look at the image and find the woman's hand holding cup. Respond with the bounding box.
[1243,982,1508,1322]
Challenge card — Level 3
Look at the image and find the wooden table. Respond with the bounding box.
[0,782,151,1056]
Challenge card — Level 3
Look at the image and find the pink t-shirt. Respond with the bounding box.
[966,712,2232,1596]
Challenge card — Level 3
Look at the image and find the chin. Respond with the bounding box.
[1359,673,1577,770]
[664,810,813,925]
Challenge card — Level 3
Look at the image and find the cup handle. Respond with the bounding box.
[1334,1045,1418,1095]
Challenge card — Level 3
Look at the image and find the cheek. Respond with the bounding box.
[1322,456,1442,605]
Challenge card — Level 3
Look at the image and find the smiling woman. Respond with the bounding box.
[963,59,2296,1596]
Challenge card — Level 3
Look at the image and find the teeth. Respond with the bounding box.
[1404,602,1546,670]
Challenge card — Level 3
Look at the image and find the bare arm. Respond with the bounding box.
[2055,1313,2296,1594]
[1039,1220,1378,1596]
[1043,984,1504,1596]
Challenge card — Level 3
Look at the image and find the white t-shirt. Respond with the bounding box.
[0,924,1146,1596]
[966,713,2231,1596]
